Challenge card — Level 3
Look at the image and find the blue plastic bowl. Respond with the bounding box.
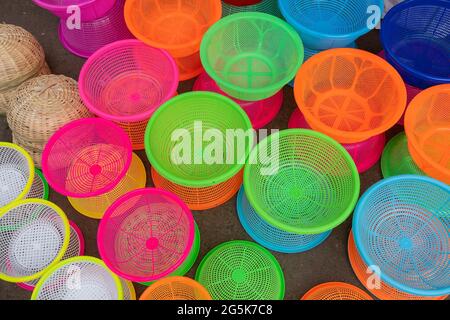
[353,175,450,297]
[381,0,450,89]
[279,0,383,50]
[237,187,331,253]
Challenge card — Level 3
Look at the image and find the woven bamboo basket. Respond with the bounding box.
[12,133,44,168]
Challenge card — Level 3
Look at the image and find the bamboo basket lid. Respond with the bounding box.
[7,75,92,142]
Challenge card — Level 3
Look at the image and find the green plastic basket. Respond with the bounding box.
[145,92,253,187]
[244,129,360,235]
[200,12,303,101]
[381,132,426,178]
[195,240,285,300]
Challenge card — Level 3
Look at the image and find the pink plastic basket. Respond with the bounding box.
[58,0,133,58]
[42,118,132,198]
[97,188,195,283]
[33,0,116,21]
[288,109,385,173]
[193,72,283,129]
[79,40,179,123]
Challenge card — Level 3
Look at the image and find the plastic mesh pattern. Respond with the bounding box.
[33,0,116,21]
[301,282,373,300]
[237,187,331,253]
[98,188,195,282]
[244,129,360,234]
[353,176,450,297]
[26,169,49,200]
[222,0,282,17]
[196,240,285,300]
[141,276,212,300]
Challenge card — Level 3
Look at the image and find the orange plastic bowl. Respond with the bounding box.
[140,276,212,300]
[404,84,450,184]
[301,282,372,300]
[151,167,242,211]
[294,48,407,143]
[347,231,448,301]
[124,0,222,58]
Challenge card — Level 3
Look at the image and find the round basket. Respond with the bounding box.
[11,133,44,168]
[201,12,303,101]
[0,199,70,283]
[33,0,116,21]
[26,169,50,200]
[244,129,360,234]
[222,0,282,17]
[301,282,373,300]
[405,84,450,184]
[352,176,450,297]
[97,188,195,283]
[196,240,285,300]
[294,48,407,143]
[140,276,212,300]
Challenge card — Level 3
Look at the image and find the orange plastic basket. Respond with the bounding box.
[151,167,242,211]
[116,119,148,151]
[140,276,212,300]
[301,282,373,300]
[175,51,203,81]
[347,231,448,301]
[124,0,222,58]
[294,48,407,143]
[404,84,450,184]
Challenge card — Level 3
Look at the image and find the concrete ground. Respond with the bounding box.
[1,1,405,300]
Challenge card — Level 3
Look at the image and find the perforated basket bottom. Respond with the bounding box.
[0,165,28,206]
[301,282,373,300]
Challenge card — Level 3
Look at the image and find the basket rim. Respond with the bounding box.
[124,0,222,57]
[301,281,373,300]
[32,0,97,11]
[97,187,195,283]
[294,48,407,143]
[41,118,133,198]
[243,128,360,234]
[0,142,35,205]
[0,199,70,283]
[278,0,383,40]
[140,276,212,300]
[195,240,285,300]
[380,0,450,84]
[200,12,304,97]
[31,256,124,300]
[34,169,50,200]
[144,91,253,188]
[352,174,450,297]
[78,39,179,122]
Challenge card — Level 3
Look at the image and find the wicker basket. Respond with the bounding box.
[12,133,44,168]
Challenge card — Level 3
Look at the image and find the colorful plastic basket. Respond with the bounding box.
[98,188,195,283]
[193,72,283,129]
[405,84,450,184]
[279,0,383,50]
[145,92,252,188]
[31,256,126,300]
[18,220,85,291]
[68,153,146,219]
[32,0,116,21]
[381,132,425,178]
[352,176,450,297]
[244,129,360,234]
[237,187,331,253]
[0,199,70,283]
[301,282,373,300]
[288,108,386,173]
[0,142,35,207]
[42,118,132,198]
[348,231,448,300]
[295,48,407,143]
[58,0,133,58]
[201,12,303,101]
[140,276,212,300]
[196,240,285,300]
[26,169,49,200]
[381,0,450,88]
[222,0,282,18]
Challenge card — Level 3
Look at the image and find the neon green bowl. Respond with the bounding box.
[200,12,303,101]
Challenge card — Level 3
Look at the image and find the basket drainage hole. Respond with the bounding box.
[232,269,247,283]
[146,237,159,250]
[399,238,412,250]
[89,165,102,175]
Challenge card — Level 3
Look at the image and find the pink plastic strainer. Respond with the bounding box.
[33,0,116,21]
[79,39,179,123]
[42,118,132,198]
[97,188,195,283]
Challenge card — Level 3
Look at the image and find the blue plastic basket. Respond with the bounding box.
[353,175,450,297]
[278,0,383,50]
[222,0,283,18]
[237,187,331,253]
[381,0,450,89]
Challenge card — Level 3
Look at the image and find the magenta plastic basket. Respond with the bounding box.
[193,72,283,129]
[33,0,116,21]
[42,118,132,198]
[288,109,385,173]
[79,40,179,123]
[97,188,195,283]
[58,0,133,58]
